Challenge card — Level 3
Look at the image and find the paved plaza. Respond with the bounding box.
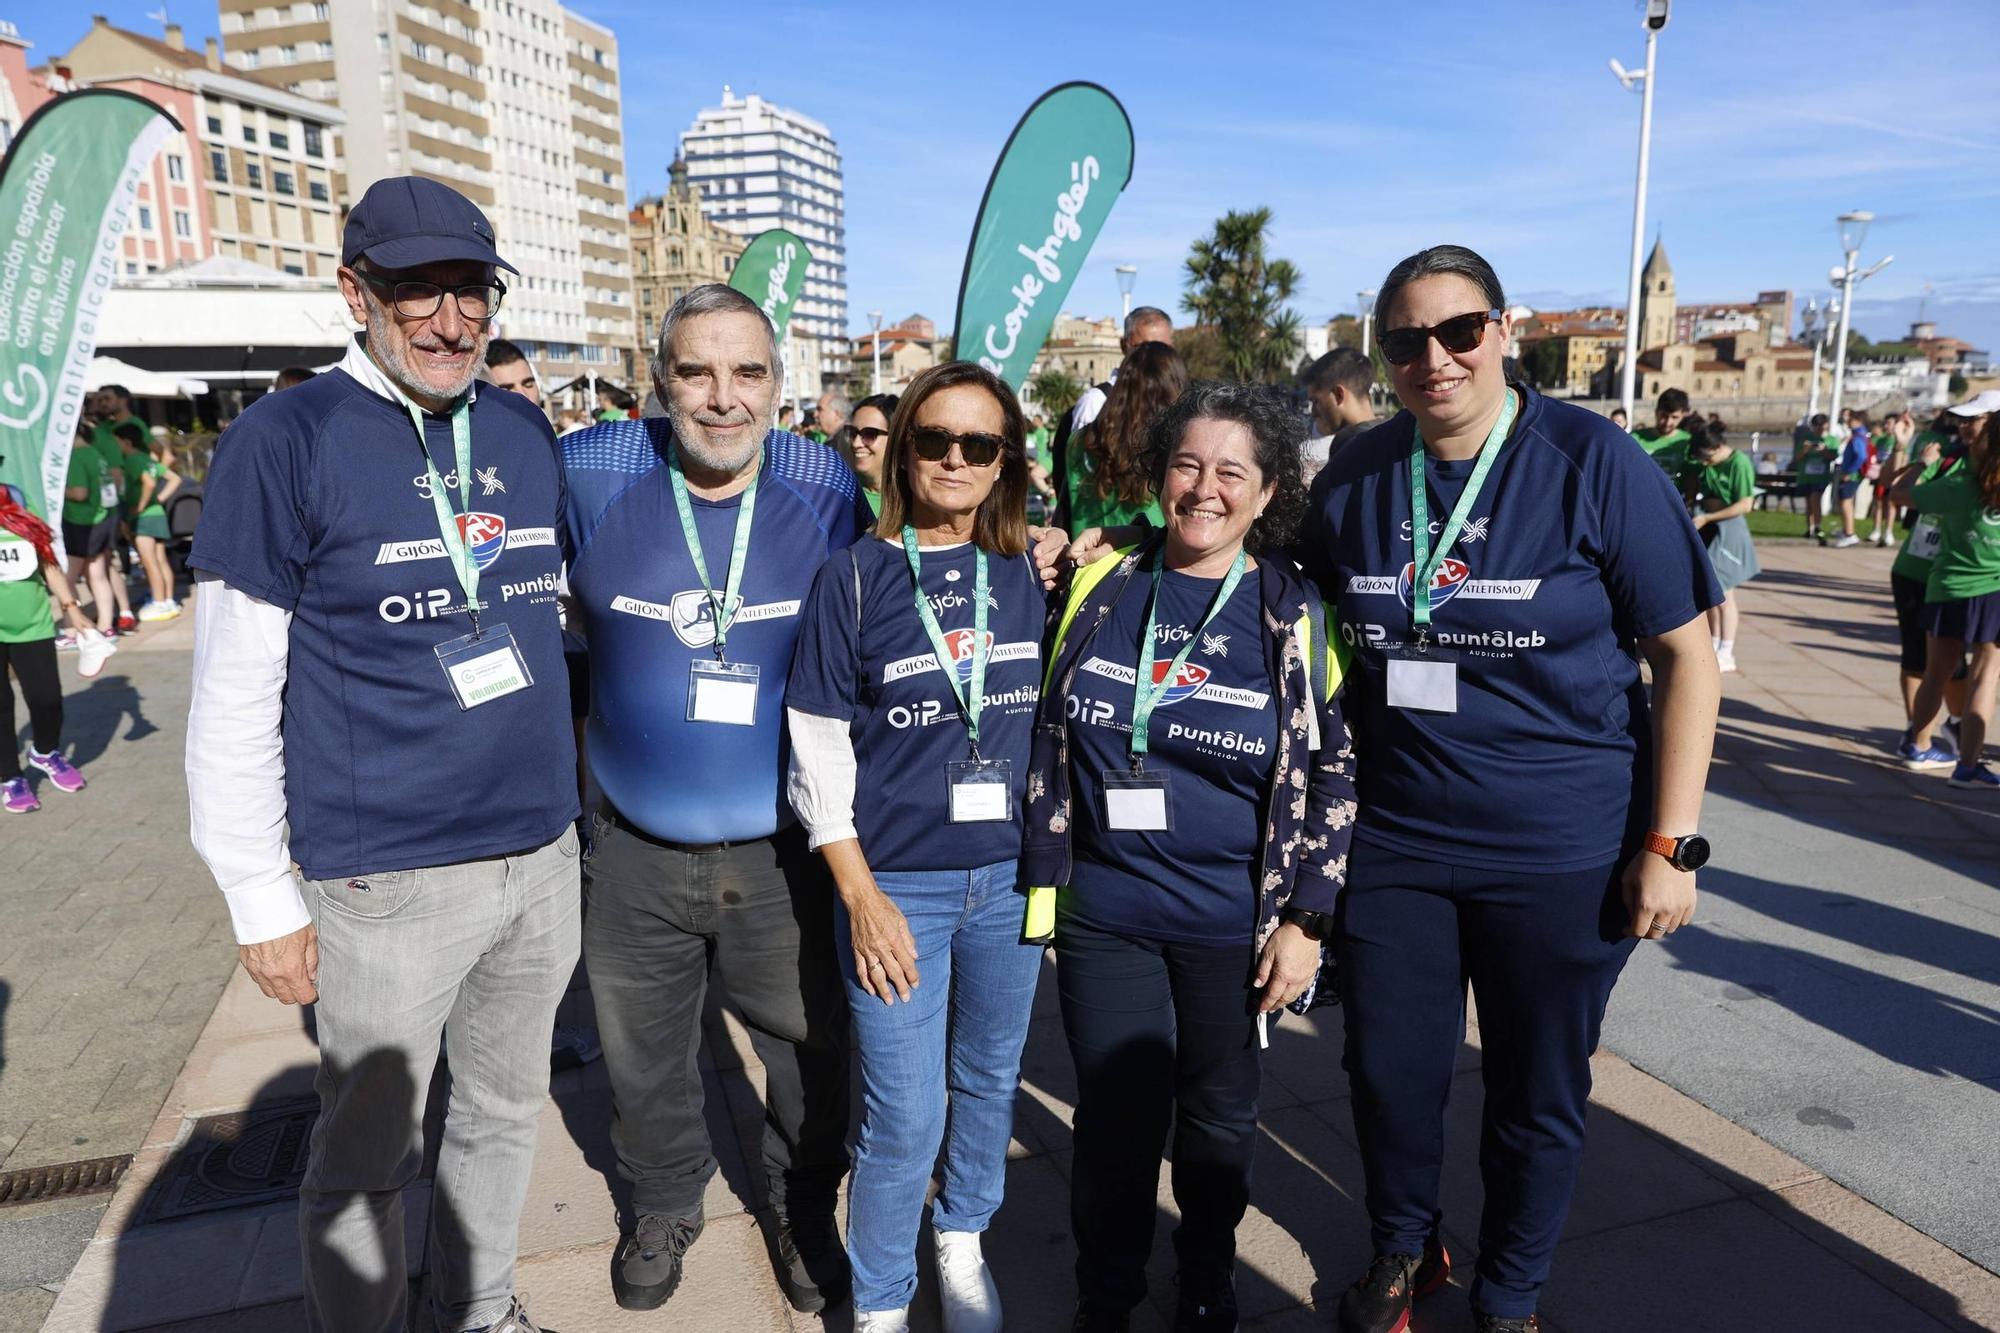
[2,539,1997,1331]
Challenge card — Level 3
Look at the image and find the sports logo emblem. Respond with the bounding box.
[457,512,509,571]
[1152,659,1211,706]
[1395,557,1469,610]
[942,628,994,685]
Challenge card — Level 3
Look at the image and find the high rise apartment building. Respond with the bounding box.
[219,0,636,388]
[678,87,847,388]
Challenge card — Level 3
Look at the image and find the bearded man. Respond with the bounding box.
[187,177,576,1333]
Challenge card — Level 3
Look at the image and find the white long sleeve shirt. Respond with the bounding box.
[186,337,447,944]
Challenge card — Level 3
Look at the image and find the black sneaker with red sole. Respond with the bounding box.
[1336,1234,1451,1333]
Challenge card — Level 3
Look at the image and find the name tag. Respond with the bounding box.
[1907,515,1943,561]
[1386,651,1458,713]
[946,758,1013,823]
[435,623,533,711]
[99,482,120,508]
[688,659,759,725]
[1102,769,1171,831]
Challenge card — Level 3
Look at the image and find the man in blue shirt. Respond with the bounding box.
[187,178,577,1333]
[563,285,872,1316]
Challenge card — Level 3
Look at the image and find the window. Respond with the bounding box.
[279,44,297,64]
[243,124,257,143]
[312,1,328,16]
[308,180,329,202]
[274,170,295,195]
[269,130,290,151]
[283,263,305,276]
[166,155,185,181]
[173,210,192,238]
[246,162,263,188]
[137,205,153,229]
[206,115,222,135]
[209,150,228,181]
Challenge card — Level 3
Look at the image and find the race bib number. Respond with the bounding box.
[1907,516,1944,562]
[0,536,37,582]
[99,482,119,508]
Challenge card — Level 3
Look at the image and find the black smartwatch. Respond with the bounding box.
[1645,831,1711,873]
[1278,906,1335,942]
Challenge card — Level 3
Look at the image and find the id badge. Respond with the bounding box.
[1102,769,1171,831]
[946,758,1013,823]
[434,623,533,711]
[1384,644,1459,713]
[688,659,760,725]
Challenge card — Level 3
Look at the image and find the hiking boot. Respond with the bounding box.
[1337,1251,1421,1333]
[1174,1269,1238,1331]
[465,1297,552,1332]
[612,1212,701,1311]
[767,1205,849,1313]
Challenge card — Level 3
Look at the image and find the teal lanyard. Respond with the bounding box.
[901,527,989,757]
[405,399,480,631]
[667,442,760,660]
[1408,388,1517,635]
[1130,547,1248,766]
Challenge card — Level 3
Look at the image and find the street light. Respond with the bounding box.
[1800,296,1840,423]
[1612,0,1670,422]
[868,309,884,394]
[1115,264,1138,321]
[1357,289,1377,358]
[1828,211,1893,423]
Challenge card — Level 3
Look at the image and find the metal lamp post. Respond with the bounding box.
[1357,289,1377,358]
[1828,211,1893,424]
[1612,0,1670,422]
[1801,295,1838,422]
[1115,264,1138,321]
[868,309,884,394]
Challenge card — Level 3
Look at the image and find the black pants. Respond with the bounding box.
[582,815,850,1222]
[1055,908,1261,1312]
[2,636,62,781]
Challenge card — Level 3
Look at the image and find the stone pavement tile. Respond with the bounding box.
[202,969,305,1042]
[167,1023,319,1118]
[1544,1197,1953,1331]
[231,1191,425,1310]
[5,1106,164,1171]
[1585,1053,1823,1195]
[1752,1176,2000,1333]
[0,1203,107,1290]
[1226,1105,1374,1319]
[1260,1007,1346,1108]
[0,1287,57,1333]
[39,1210,263,1333]
[512,1213,795,1331]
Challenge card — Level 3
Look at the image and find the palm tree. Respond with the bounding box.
[1027,367,1086,420]
[1181,208,1302,384]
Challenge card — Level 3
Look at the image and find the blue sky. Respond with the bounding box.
[59,1,2000,352]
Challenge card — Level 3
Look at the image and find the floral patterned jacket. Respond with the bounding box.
[1020,536,1358,962]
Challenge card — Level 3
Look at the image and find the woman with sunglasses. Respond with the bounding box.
[1024,382,1355,1333]
[846,392,899,516]
[786,362,1048,1333]
[1298,246,1722,1333]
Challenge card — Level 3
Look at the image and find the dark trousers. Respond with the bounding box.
[1,637,62,781]
[1337,839,1634,1320]
[583,816,851,1222]
[1055,909,1261,1313]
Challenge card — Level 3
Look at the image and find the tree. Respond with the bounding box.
[1181,208,1303,384]
[1027,367,1085,420]
[1517,338,1565,390]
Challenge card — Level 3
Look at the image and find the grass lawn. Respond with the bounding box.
[1747,507,1816,540]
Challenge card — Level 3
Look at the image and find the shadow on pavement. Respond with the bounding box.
[61,674,158,770]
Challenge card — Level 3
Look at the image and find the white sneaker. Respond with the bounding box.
[75,629,117,679]
[1832,534,1860,548]
[137,601,178,622]
[934,1229,1001,1333]
[855,1308,911,1333]
[1716,645,1737,674]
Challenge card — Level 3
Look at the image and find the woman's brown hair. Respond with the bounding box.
[1976,414,2000,512]
[875,361,1030,557]
[1082,341,1187,504]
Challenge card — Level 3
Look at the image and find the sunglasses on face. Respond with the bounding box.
[910,425,1008,466]
[852,426,889,445]
[1378,309,1501,366]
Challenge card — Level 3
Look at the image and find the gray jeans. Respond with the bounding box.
[300,827,581,1333]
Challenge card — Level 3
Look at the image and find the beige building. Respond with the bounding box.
[629,158,747,369]
[1633,327,1817,403]
[47,17,346,278]
[1034,313,1122,390]
[849,314,941,393]
[218,0,636,390]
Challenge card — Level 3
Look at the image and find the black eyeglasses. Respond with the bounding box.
[1377,309,1501,366]
[355,270,506,322]
[910,425,1009,466]
[852,426,889,445]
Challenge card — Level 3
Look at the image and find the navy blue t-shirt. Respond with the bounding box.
[190,369,578,881]
[1065,567,1278,944]
[786,536,1044,872]
[563,420,871,844]
[1299,387,1720,872]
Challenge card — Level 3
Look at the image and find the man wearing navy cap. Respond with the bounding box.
[187,176,577,1333]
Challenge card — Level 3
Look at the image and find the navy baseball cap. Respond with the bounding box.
[341,176,517,273]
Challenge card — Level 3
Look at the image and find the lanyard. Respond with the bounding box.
[1130,547,1247,766]
[405,399,480,632]
[902,527,989,756]
[1408,388,1517,635]
[667,441,760,659]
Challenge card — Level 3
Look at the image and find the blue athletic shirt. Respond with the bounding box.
[1298,385,1720,872]
[563,419,872,843]
[1064,568,1278,944]
[190,368,577,881]
[786,536,1044,872]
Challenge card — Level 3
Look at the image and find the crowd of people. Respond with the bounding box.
[179,178,1728,1333]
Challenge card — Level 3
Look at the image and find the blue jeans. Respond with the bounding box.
[835,859,1043,1312]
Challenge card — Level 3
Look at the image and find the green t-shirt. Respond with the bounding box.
[92,416,141,493]
[1028,426,1052,473]
[0,528,55,643]
[1796,443,1837,485]
[861,486,881,518]
[1698,449,1756,508]
[1892,456,1962,583]
[1633,425,1691,481]
[126,454,170,517]
[1912,468,2000,603]
[63,444,107,527]
[1066,460,1162,533]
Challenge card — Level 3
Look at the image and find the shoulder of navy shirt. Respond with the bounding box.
[189,366,578,882]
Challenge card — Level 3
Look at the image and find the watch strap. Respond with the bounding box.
[1644,831,1680,861]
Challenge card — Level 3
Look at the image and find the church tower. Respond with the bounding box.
[1638,237,1676,350]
